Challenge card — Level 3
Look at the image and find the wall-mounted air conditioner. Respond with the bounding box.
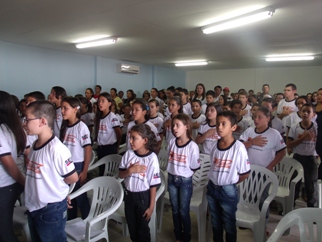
[117,63,140,74]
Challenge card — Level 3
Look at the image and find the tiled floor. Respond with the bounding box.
[16,200,305,242]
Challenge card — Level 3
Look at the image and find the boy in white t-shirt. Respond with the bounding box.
[287,104,318,207]
[239,90,252,118]
[24,100,78,242]
[230,100,250,139]
[190,99,206,139]
[201,90,216,114]
[207,111,250,242]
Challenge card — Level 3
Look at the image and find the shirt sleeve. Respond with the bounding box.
[148,154,161,187]
[190,142,201,170]
[80,123,92,147]
[239,128,250,142]
[288,124,296,140]
[237,143,250,175]
[53,145,75,177]
[0,127,11,157]
[274,130,286,152]
[119,151,130,170]
[110,113,121,128]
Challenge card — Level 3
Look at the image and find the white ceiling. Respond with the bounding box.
[1,0,321,70]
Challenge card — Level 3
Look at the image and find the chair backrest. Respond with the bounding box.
[69,176,123,223]
[158,149,169,171]
[273,157,303,189]
[239,165,278,207]
[267,208,322,242]
[88,150,96,167]
[192,153,211,187]
[88,154,122,177]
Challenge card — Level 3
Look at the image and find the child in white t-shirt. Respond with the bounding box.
[196,102,221,154]
[190,99,206,139]
[239,90,252,118]
[287,104,318,207]
[60,97,92,220]
[207,111,250,242]
[148,99,164,140]
[167,113,200,242]
[119,124,161,242]
[49,86,67,137]
[24,100,78,241]
[230,100,250,140]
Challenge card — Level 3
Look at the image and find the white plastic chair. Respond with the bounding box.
[158,149,169,171]
[267,207,322,242]
[110,170,165,241]
[273,157,303,215]
[118,143,127,154]
[13,182,76,242]
[88,154,122,178]
[65,177,123,242]
[318,180,322,209]
[88,150,97,168]
[236,165,278,242]
[161,153,211,242]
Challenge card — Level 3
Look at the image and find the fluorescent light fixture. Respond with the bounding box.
[202,7,274,34]
[266,54,315,62]
[175,61,208,67]
[75,37,117,49]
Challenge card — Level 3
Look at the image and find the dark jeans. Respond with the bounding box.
[97,142,118,176]
[67,163,90,220]
[293,154,318,207]
[317,151,322,179]
[206,181,239,242]
[124,189,151,242]
[168,173,193,242]
[28,199,68,242]
[0,182,24,242]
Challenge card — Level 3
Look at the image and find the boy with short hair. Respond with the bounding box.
[277,83,298,121]
[49,86,67,137]
[25,91,46,105]
[24,100,78,241]
[214,85,222,102]
[201,90,216,114]
[238,90,252,118]
[207,111,250,242]
[230,100,250,139]
[287,104,318,207]
[191,99,206,139]
[179,88,192,115]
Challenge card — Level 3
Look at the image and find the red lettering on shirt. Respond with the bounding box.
[213,158,232,169]
[64,134,76,143]
[99,124,107,131]
[169,151,187,164]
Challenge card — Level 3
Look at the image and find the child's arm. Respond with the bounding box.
[0,155,25,186]
[79,145,92,186]
[119,162,147,178]
[237,173,250,184]
[266,149,286,171]
[287,130,311,148]
[143,186,157,221]
[64,171,78,184]
[114,126,122,151]
[195,129,216,144]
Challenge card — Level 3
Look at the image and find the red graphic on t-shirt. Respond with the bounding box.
[64,134,76,143]
[213,158,232,169]
[169,151,187,164]
[99,124,107,131]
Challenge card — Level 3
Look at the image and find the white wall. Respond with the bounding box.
[186,66,322,95]
[0,41,186,99]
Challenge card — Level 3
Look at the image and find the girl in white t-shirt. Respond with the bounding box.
[60,97,92,220]
[163,96,183,144]
[167,113,200,242]
[0,90,26,242]
[240,106,286,228]
[148,99,164,140]
[196,102,222,154]
[119,124,161,242]
[79,97,94,136]
[126,99,161,154]
[95,92,122,175]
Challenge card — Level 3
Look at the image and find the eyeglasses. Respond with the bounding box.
[22,117,41,123]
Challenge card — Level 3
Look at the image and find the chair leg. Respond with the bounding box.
[157,199,164,233]
[23,223,32,242]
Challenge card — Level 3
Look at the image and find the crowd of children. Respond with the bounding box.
[0,82,322,242]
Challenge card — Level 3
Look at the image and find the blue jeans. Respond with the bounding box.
[207,181,239,242]
[28,199,68,242]
[168,173,193,242]
[68,163,90,220]
[0,182,24,242]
